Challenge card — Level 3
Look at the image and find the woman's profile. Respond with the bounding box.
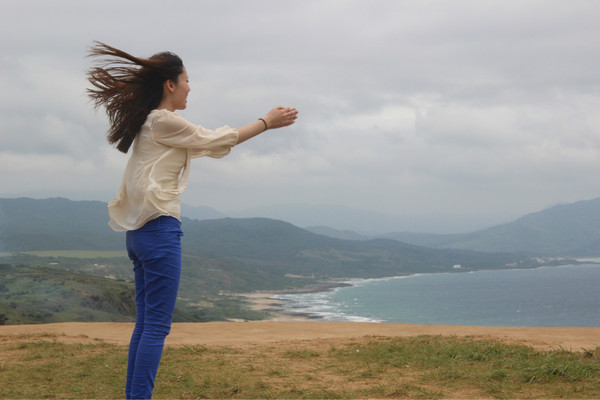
[87,41,297,399]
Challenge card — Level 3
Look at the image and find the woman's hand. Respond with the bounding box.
[263,106,298,130]
[235,106,298,145]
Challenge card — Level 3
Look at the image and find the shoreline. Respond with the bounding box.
[239,291,309,321]
[240,264,600,324]
[238,279,356,321]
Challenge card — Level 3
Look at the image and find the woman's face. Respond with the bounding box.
[172,67,190,110]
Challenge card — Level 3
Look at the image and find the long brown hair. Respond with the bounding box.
[87,41,184,153]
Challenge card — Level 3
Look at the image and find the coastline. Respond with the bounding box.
[238,279,356,321]
[240,264,600,326]
[240,291,309,321]
[5,266,600,350]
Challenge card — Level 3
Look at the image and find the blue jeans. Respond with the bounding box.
[125,216,183,399]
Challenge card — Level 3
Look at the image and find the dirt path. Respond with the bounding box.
[1,321,598,351]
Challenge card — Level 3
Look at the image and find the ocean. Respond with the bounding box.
[273,264,600,327]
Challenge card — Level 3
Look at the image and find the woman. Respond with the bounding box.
[87,41,297,399]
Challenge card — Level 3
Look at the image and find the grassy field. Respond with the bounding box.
[1,333,599,399]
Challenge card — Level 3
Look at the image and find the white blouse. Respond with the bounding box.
[108,109,239,231]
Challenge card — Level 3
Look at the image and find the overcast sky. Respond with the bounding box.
[1,0,600,233]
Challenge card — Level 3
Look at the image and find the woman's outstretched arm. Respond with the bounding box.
[236,106,298,145]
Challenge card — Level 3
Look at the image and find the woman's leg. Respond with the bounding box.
[125,218,183,399]
[125,253,146,399]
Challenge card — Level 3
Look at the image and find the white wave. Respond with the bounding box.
[273,291,383,323]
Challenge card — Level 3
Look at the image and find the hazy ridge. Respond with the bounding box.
[375,198,600,256]
[0,197,593,324]
[297,198,600,257]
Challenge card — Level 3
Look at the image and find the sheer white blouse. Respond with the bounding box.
[108,109,239,231]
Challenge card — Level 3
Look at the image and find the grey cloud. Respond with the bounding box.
[2,0,600,232]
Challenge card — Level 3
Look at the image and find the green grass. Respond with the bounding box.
[0,263,269,325]
[0,264,136,324]
[1,334,599,399]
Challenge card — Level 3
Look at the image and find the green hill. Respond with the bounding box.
[0,197,536,276]
[4,196,598,256]
[0,197,580,324]
[0,197,123,251]
[0,263,135,324]
[181,217,536,282]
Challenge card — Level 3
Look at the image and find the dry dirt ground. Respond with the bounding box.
[1,321,598,351]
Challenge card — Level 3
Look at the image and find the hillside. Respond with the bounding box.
[0,197,123,251]
[3,196,598,257]
[0,198,550,292]
[0,197,581,324]
[180,217,540,280]
[0,263,135,324]
[379,198,600,256]
[0,197,534,272]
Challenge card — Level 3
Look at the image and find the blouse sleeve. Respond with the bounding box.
[151,111,239,158]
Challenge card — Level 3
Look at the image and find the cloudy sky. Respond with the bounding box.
[1,0,600,233]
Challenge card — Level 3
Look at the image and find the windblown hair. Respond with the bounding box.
[87,41,184,153]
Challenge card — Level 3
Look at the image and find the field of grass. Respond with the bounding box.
[1,333,599,399]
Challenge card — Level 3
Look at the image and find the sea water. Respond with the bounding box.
[273,264,600,327]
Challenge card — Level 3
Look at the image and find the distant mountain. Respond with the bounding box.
[227,203,493,235]
[229,203,405,235]
[0,197,123,251]
[3,197,599,257]
[181,203,227,221]
[0,197,585,324]
[0,197,538,280]
[0,198,600,257]
[305,226,371,241]
[179,217,534,280]
[379,198,600,256]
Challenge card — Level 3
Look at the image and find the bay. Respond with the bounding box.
[274,264,600,327]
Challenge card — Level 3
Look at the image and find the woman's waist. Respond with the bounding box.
[141,215,181,228]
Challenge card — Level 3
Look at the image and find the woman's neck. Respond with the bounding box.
[156,100,176,112]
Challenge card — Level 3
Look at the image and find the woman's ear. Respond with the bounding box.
[163,79,175,94]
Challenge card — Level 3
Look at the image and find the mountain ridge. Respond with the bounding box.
[2,196,599,256]
[184,197,600,256]
[377,198,600,256]
[0,197,543,279]
[0,197,590,324]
